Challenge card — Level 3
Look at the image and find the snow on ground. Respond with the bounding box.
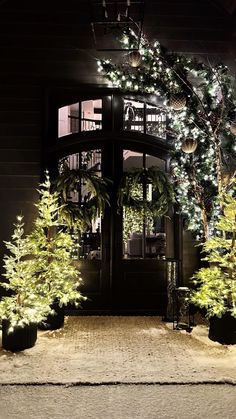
[0,384,236,419]
[0,316,236,384]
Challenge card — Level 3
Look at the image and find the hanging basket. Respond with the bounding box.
[128,50,142,68]
[181,138,198,154]
[169,93,186,111]
[2,320,37,352]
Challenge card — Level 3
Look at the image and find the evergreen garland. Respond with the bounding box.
[98,29,236,241]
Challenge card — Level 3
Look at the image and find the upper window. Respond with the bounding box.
[124,99,144,133]
[123,98,166,140]
[58,99,102,138]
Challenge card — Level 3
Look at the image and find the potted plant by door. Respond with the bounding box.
[0,216,51,351]
[28,172,87,330]
[190,184,236,344]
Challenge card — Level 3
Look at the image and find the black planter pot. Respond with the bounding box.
[2,320,37,352]
[38,302,64,330]
[209,314,236,345]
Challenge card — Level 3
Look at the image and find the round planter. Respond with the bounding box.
[209,314,236,345]
[2,320,37,352]
[38,302,64,330]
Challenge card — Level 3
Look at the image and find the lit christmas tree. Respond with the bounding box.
[191,180,236,319]
[98,30,236,241]
[0,216,51,330]
[28,172,86,309]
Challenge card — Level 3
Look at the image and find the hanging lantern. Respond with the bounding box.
[230,121,236,135]
[181,138,198,154]
[169,93,186,111]
[128,50,142,68]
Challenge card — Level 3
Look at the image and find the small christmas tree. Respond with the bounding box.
[0,216,51,330]
[28,172,86,309]
[191,181,236,319]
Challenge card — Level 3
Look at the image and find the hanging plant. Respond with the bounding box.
[54,164,111,228]
[117,167,175,218]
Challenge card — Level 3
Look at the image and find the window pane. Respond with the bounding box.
[146,155,165,171]
[123,150,143,259]
[58,150,102,260]
[145,154,166,258]
[123,99,144,133]
[58,102,79,138]
[81,99,102,132]
[146,104,166,139]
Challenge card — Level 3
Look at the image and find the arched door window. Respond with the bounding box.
[58,99,102,138]
[123,98,167,139]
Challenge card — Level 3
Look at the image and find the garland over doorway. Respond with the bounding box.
[98,30,236,241]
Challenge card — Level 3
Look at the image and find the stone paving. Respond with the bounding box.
[0,316,235,384]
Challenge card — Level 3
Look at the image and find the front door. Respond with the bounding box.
[60,141,177,314]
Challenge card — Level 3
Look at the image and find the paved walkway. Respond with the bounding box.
[0,316,236,384]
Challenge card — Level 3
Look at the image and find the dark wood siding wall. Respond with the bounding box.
[0,84,42,270]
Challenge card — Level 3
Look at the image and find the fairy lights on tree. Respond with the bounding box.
[97,30,236,241]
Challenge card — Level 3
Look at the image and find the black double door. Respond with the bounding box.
[73,141,175,315]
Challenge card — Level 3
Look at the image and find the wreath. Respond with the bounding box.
[117,167,175,218]
[54,163,111,228]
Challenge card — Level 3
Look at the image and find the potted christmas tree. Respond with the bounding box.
[0,216,52,351]
[28,172,86,330]
[191,183,236,344]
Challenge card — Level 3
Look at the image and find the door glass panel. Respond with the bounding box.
[58,102,79,138]
[122,150,166,259]
[81,99,102,132]
[123,99,144,133]
[59,150,102,260]
[146,103,166,139]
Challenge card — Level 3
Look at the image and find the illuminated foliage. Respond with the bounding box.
[98,30,236,241]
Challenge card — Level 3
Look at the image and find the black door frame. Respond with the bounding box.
[46,133,182,314]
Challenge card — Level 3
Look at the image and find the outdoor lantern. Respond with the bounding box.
[173,287,194,332]
[128,50,142,67]
[181,138,198,154]
[165,259,178,321]
[169,93,186,110]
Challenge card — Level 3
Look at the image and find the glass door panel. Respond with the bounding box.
[59,149,102,260]
[122,150,166,260]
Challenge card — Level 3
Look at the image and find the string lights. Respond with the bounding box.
[97,29,236,241]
